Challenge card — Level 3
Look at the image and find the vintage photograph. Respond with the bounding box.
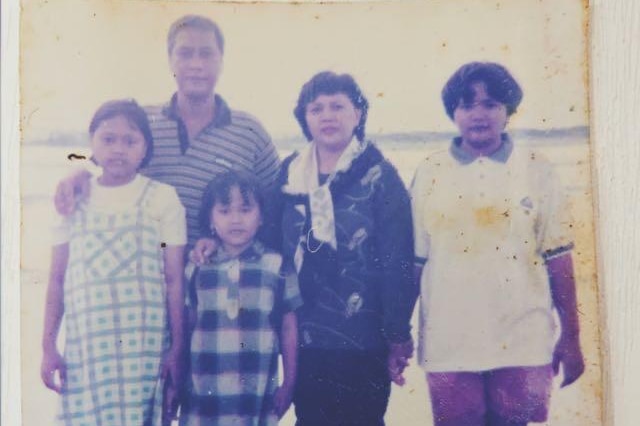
[20,0,601,424]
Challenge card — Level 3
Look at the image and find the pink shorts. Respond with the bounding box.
[427,365,553,425]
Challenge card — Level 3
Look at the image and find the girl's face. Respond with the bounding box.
[91,115,147,186]
[453,81,508,153]
[305,93,362,152]
[210,186,262,256]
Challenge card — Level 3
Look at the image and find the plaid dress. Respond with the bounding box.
[181,242,302,426]
[59,179,167,426]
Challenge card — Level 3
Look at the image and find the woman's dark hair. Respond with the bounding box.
[198,170,264,237]
[441,62,523,120]
[89,99,154,169]
[293,71,369,142]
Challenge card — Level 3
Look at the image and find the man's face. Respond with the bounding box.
[169,28,223,100]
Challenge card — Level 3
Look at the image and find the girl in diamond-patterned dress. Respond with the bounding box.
[41,99,186,426]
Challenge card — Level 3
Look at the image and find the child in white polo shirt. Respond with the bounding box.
[410,62,585,426]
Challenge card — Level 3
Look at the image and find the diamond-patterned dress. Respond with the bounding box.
[59,180,166,426]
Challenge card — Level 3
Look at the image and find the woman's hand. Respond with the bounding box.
[272,380,295,419]
[189,238,218,265]
[41,347,66,393]
[388,338,414,386]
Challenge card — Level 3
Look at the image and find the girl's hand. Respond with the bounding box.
[272,381,294,419]
[161,346,184,391]
[162,381,180,426]
[189,238,217,265]
[41,348,66,393]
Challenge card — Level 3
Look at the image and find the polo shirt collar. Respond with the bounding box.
[162,93,232,128]
[449,133,514,165]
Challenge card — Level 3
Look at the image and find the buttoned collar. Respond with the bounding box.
[449,133,514,165]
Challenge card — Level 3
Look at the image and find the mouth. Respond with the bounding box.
[320,127,339,135]
[105,159,128,166]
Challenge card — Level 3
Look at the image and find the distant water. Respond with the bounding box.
[21,134,590,273]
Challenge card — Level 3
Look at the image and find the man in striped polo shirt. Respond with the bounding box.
[55,15,281,249]
[143,15,280,248]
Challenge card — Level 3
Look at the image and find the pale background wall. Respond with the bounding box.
[2,0,639,425]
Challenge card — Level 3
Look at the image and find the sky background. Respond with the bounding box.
[20,0,588,141]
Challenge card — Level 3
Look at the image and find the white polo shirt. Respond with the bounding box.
[410,136,573,372]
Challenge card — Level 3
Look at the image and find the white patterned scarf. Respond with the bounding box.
[283,138,366,271]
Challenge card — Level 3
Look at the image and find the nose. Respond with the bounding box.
[469,104,487,120]
[111,139,126,154]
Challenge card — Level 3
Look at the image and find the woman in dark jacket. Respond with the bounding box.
[275,71,418,426]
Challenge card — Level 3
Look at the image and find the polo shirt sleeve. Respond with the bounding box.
[536,159,574,260]
[410,160,431,267]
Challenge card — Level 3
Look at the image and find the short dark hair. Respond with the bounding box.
[293,71,369,142]
[89,99,154,169]
[167,15,225,55]
[441,62,523,120]
[198,171,264,238]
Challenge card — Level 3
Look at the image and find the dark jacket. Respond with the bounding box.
[269,142,417,351]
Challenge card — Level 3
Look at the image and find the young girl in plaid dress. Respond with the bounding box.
[41,99,186,426]
[180,171,301,426]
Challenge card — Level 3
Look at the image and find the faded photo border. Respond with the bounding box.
[2,0,613,425]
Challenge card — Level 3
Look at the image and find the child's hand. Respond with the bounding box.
[162,382,180,426]
[272,381,294,419]
[189,238,217,266]
[41,348,66,393]
[388,338,414,386]
[161,346,184,391]
[552,334,585,388]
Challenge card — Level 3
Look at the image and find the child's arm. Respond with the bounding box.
[273,311,297,419]
[547,252,585,387]
[41,243,69,393]
[162,245,186,393]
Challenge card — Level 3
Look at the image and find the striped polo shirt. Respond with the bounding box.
[142,94,280,248]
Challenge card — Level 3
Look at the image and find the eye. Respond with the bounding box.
[331,103,345,111]
[199,49,214,60]
[177,48,193,60]
[101,134,116,144]
[459,103,474,111]
[307,105,322,115]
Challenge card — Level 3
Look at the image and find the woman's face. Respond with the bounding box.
[453,81,508,152]
[305,93,362,152]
